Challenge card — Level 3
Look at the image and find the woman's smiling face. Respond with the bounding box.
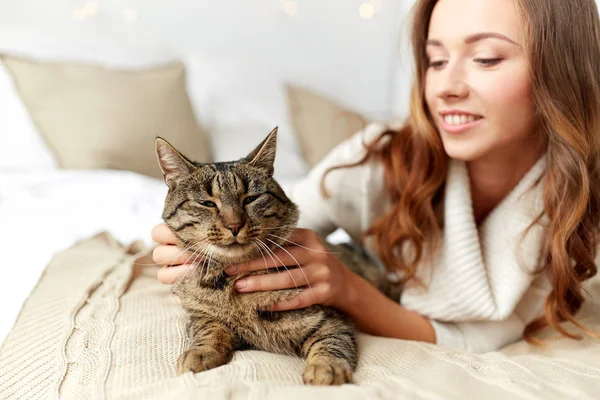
[425,0,539,162]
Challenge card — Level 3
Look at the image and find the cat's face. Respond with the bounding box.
[155,128,299,264]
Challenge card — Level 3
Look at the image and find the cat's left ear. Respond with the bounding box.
[155,137,196,188]
[246,127,277,176]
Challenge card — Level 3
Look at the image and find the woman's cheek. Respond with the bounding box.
[475,69,533,128]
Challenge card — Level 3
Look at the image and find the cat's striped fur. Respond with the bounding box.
[155,128,388,385]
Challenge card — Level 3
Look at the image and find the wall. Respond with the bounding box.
[0,0,414,119]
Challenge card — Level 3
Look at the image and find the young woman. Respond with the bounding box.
[151,0,600,352]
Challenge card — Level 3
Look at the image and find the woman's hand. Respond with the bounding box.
[151,224,360,313]
[225,228,359,312]
[151,223,197,284]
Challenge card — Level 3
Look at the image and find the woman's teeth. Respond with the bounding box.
[443,114,480,125]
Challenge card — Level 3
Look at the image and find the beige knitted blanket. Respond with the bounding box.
[1,233,599,400]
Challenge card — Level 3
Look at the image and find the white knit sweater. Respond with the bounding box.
[289,123,553,353]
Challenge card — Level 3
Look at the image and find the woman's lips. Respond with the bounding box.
[439,113,484,134]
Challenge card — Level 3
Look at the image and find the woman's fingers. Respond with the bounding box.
[226,241,328,275]
[152,223,203,286]
[266,284,327,311]
[151,223,178,245]
[234,264,320,292]
[153,245,199,266]
[157,264,193,284]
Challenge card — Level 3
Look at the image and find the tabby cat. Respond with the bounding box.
[155,128,390,385]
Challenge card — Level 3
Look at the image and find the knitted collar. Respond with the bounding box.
[401,155,548,322]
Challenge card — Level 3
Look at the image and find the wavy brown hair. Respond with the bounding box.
[323,0,600,343]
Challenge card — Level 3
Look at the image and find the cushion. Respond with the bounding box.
[286,84,368,168]
[1,233,599,399]
[0,60,57,171]
[1,55,211,179]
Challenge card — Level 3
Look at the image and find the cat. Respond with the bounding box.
[154,128,392,385]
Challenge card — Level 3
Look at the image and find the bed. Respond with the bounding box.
[1,2,600,397]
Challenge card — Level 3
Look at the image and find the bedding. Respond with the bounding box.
[1,230,599,400]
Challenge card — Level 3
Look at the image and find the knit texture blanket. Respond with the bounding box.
[1,233,599,400]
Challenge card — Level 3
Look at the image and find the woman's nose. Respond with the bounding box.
[436,64,469,100]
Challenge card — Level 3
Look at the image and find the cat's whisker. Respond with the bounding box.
[177,241,209,271]
[172,245,209,289]
[254,225,296,231]
[172,240,212,288]
[172,253,201,288]
[136,238,211,266]
[267,234,340,255]
[266,238,316,303]
[199,250,210,281]
[195,243,212,271]
[257,239,301,291]
[208,249,221,287]
[252,240,271,275]
[254,240,277,276]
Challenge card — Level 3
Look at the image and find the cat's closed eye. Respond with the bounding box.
[243,195,261,206]
[200,200,217,208]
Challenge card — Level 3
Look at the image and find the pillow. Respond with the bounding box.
[1,55,211,179]
[286,84,368,168]
[0,60,57,171]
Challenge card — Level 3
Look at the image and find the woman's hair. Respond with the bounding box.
[323,0,600,343]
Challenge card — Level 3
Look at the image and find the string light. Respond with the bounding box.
[370,0,382,14]
[359,3,375,19]
[71,1,98,21]
[283,1,298,16]
[83,1,98,16]
[72,1,384,24]
[122,8,138,23]
[72,7,87,21]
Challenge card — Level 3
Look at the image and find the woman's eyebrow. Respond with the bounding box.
[426,32,519,47]
[465,32,518,46]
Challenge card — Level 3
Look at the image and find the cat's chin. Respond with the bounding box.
[210,242,257,264]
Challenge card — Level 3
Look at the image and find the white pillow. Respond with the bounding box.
[0,60,57,171]
[184,53,309,180]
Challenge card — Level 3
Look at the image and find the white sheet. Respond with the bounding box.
[0,170,167,343]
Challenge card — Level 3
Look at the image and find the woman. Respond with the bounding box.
[151,0,600,353]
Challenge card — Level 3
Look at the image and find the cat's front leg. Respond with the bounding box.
[299,317,358,385]
[176,317,235,375]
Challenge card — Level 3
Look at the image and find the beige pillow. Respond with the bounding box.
[286,84,367,168]
[2,56,211,178]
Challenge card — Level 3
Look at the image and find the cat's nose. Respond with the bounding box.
[226,223,244,237]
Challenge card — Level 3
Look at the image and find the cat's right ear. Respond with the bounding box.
[155,137,195,188]
[245,127,278,176]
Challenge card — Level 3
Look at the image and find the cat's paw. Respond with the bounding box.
[176,346,230,375]
[302,360,353,385]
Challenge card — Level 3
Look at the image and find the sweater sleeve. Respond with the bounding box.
[429,273,551,353]
[430,314,526,353]
[287,122,387,238]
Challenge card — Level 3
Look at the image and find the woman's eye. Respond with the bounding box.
[243,195,260,205]
[201,201,217,208]
[428,60,447,69]
[474,58,502,67]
